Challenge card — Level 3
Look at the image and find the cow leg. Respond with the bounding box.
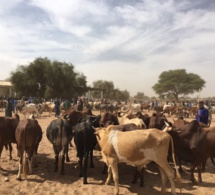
[61,154,65,175]
[53,146,59,172]
[202,159,207,172]
[132,167,139,185]
[65,144,70,162]
[105,165,112,185]
[78,156,83,177]
[0,145,3,159]
[89,149,94,168]
[132,167,144,187]
[28,155,33,175]
[157,163,176,195]
[211,158,215,165]
[190,164,198,185]
[17,149,24,180]
[197,165,202,183]
[83,151,89,184]
[158,165,168,194]
[8,143,13,160]
[110,159,119,195]
[102,163,107,174]
[139,167,144,187]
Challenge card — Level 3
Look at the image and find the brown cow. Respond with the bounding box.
[95,126,181,195]
[15,117,42,180]
[164,120,215,184]
[0,114,20,161]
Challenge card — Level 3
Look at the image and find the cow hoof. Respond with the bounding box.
[191,179,198,185]
[16,177,22,181]
[83,181,88,184]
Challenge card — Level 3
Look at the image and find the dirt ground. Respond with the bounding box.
[0,110,215,195]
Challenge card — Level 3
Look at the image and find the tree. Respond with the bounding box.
[152,69,205,101]
[10,57,87,99]
[133,92,145,100]
[92,80,130,100]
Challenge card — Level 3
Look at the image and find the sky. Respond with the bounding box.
[0,0,215,98]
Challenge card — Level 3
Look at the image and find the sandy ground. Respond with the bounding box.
[1,110,215,195]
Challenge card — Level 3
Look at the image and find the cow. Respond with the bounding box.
[0,114,20,161]
[21,103,40,118]
[148,113,168,130]
[95,126,181,195]
[64,109,94,160]
[117,112,146,129]
[164,120,215,184]
[74,115,101,184]
[99,112,119,127]
[98,123,145,185]
[46,118,73,175]
[15,117,42,180]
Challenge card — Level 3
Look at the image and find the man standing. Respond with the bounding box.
[196,101,209,125]
[204,100,212,127]
[54,98,60,117]
[5,97,13,117]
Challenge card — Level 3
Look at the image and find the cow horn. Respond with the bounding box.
[163,121,172,132]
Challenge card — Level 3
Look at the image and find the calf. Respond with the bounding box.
[95,126,181,195]
[46,118,73,174]
[74,115,101,184]
[15,118,42,180]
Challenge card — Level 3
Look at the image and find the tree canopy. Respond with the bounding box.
[10,57,87,99]
[152,69,205,101]
[92,80,130,101]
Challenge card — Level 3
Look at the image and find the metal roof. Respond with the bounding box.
[0,81,12,87]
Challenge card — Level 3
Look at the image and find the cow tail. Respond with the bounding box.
[23,126,27,179]
[170,135,182,192]
[58,123,63,174]
[58,151,62,174]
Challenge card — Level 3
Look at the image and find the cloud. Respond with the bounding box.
[0,0,215,97]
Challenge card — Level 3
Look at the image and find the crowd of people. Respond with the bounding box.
[0,95,214,126]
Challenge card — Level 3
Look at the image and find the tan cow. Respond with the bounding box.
[15,117,42,180]
[95,126,181,195]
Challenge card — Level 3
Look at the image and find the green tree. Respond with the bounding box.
[133,92,145,100]
[92,80,130,100]
[152,69,205,101]
[92,80,114,99]
[10,57,87,99]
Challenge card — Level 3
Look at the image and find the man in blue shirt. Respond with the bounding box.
[196,101,209,125]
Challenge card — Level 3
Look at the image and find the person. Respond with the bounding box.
[204,100,212,127]
[5,97,13,117]
[54,98,60,117]
[63,99,71,113]
[196,101,209,125]
[77,98,83,111]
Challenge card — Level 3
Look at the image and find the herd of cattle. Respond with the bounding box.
[1,101,215,195]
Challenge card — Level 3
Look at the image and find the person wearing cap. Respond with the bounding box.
[196,101,209,125]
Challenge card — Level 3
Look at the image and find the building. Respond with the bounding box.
[0,81,15,97]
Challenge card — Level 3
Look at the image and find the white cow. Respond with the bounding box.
[21,103,40,118]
